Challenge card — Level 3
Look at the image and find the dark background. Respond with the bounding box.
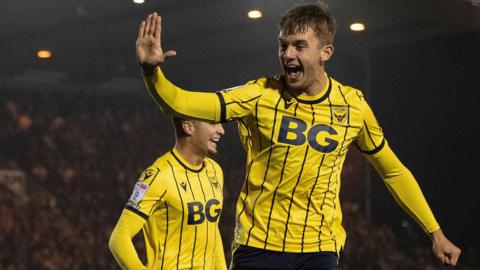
[1,0,479,268]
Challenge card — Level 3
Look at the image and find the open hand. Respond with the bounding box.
[136,12,176,74]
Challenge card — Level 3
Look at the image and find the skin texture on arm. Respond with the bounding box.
[109,210,147,270]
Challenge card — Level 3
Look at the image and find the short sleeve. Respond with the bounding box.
[125,166,166,220]
[355,98,385,154]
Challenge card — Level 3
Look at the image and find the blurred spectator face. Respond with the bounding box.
[18,114,32,131]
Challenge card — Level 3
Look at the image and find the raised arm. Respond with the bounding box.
[136,12,222,122]
[136,12,176,75]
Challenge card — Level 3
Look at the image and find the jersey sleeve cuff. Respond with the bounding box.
[215,92,227,123]
[358,138,386,155]
[125,205,149,220]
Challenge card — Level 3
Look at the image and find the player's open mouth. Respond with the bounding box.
[284,64,303,79]
[209,138,220,147]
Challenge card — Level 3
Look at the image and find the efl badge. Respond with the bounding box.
[129,182,149,204]
[332,105,348,123]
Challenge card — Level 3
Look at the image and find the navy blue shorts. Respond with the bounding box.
[230,245,339,270]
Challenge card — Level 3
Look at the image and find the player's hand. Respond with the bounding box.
[431,229,461,267]
[136,12,177,75]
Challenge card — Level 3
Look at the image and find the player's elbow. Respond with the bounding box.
[108,229,121,256]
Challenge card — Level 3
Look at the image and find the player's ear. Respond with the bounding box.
[182,120,194,135]
[320,43,334,62]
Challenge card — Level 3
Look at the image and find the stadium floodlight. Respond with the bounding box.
[37,50,52,59]
[248,9,263,19]
[350,23,366,31]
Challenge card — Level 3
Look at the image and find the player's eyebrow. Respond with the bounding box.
[293,40,308,46]
[278,37,308,46]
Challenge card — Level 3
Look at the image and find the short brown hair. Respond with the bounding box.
[279,3,336,45]
[172,117,188,138]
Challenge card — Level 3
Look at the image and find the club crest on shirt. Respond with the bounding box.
[209,176,219,188]
[332,105,348,123]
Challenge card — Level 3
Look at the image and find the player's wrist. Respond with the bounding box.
[430,228,445,242]
[140,65,157,77]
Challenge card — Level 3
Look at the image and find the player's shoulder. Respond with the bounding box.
[246,74,284,91]
[137,152,172,183]
[204,157,222,173]
[149,152,172,170]
[330,77,366,105]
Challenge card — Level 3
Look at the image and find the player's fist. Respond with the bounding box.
[431,229,461,267]
[136,12,176,75]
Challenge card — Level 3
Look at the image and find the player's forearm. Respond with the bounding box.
[109,212,147,270]
[109,227,146,270]
[143,66,221,122]
[366,143,440,233]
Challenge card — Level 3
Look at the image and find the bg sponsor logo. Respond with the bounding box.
[278,116,339,153]
[187,199,221,225]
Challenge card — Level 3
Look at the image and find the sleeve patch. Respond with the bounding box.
[129,182,149,204]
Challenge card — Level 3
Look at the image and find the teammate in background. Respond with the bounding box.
[109,117,227,270]
[135,4,461,270]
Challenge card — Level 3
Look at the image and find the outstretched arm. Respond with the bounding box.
[366,143,461,267]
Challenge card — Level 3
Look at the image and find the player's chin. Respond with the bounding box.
[207,146,218,156]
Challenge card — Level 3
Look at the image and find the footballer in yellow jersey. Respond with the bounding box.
[135,4,461,269]
[109,118,227,270]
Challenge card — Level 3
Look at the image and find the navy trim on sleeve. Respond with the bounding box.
[125,205,149,220]
[359,138,386,155]
[216,92,226,123]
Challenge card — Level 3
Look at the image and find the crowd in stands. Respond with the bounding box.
[0,88,477,269]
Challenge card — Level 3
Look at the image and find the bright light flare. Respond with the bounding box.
[37,50,52,59]
[133,0,144,4]
[248,10,263,19]
[350,23,365,31]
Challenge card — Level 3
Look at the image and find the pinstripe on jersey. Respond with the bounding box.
[218,74,384,253]
[125,148,224,269]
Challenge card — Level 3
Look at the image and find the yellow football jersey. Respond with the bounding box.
[125,148,225,269]
[215,74,382,253]
[144,67,440,255]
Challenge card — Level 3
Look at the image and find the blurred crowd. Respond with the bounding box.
[0,88,477,269]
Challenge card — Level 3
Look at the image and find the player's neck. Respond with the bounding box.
[304,77,327,96]
[175,141,204,167]
[290,72,328,97]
